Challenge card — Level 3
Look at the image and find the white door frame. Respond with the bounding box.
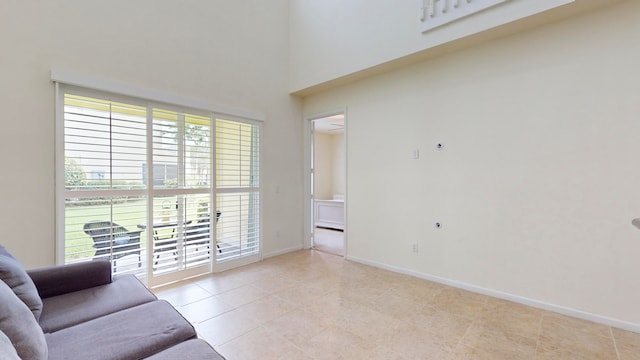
[303,109,347,255]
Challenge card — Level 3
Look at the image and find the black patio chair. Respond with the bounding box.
[83,220,142,271]
[186,211,222,253]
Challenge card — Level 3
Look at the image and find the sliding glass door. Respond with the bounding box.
[147,108,213,285]
[58,87,262,286]
[215,118,261,270]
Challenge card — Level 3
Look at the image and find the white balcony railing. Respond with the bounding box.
[420,0,576,33]
[420,0,511,32]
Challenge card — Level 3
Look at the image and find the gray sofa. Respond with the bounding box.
[0,245,225,360]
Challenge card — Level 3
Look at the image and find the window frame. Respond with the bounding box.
[54,74,264,283]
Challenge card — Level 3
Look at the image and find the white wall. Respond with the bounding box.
[289,0,615,94]
[331,134,345,196]
[0,0,303,267]
[314,132,345,200]
[302,1,640,327]
[313,132,334,200]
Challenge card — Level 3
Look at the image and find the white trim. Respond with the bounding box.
[304,118,313,250]
[263,245,304,259]
[56,84,264,281]
[210,110,218,275]
[148,264,211,288]
[54,82,66,265]
[346,255,640,333]
[51,68,265,122]
[144,107,154,286]
[214,253,261,273]
[342,109,348,257]
[305,109,349,123]
[304,108,348,256]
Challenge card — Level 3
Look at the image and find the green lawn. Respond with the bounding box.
[64,195,212,261]
[64,199,148,261]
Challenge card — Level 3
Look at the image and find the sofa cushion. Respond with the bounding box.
[0,280,48,360]
[39,274,157,333]
[0,245,43,320]
[46,300,196,360]
[145,339,226,360]
[0,329,21,360]
[28,259,112,299]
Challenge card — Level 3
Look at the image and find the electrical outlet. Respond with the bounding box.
[276,229,281,238]
[412,242,419,253]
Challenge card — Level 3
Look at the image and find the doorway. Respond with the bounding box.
[308,113,346,256]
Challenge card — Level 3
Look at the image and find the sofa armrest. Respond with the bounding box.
[27,260,112,299]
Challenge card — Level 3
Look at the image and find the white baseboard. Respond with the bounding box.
[263,245,304,259]
[346,255,640,333]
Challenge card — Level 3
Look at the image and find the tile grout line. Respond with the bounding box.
[159,250,640,359]
[533,315,544,358]
[610,326,621,360]
[184,304,236,325]
[456,313,476,353]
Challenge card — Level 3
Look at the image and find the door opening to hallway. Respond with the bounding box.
[310,113,345,256]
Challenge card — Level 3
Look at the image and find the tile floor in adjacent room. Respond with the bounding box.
[154,250,640,360]
[312,227,344,256]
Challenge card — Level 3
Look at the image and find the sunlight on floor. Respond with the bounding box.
[153,250,640,359]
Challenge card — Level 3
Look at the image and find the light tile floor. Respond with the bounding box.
[154,250,640,360]
[313,227,344,256]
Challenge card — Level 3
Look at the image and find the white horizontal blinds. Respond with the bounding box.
[182,193,214,265]
[151,109,213,275]
[216,119,260,261]
[151,110,212,188]
[59,85,262,281]
[182,115,214,267]
[184,114,212,188]
[151,109,180,273]
[184,114,217,268]
[63,94,147,276]
[150,109,179,189]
